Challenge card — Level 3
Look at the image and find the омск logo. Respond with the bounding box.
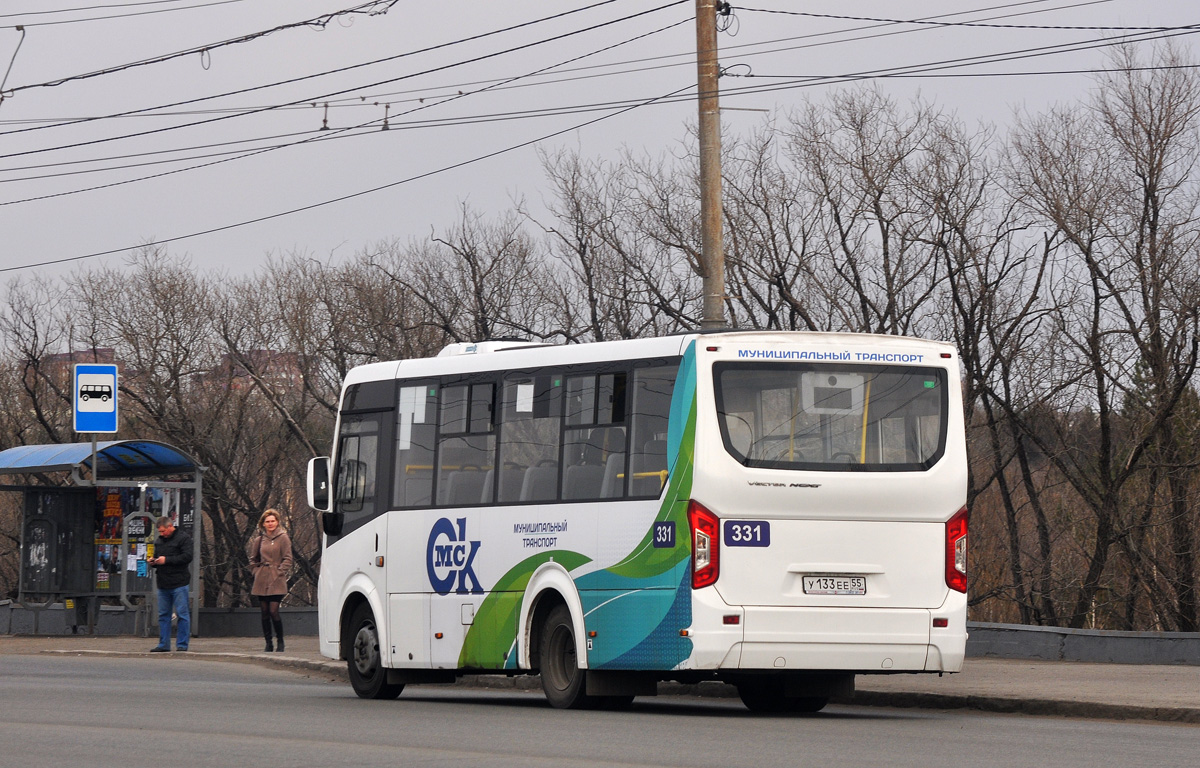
[426,517,483,595]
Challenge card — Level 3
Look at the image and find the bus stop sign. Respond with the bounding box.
[74,363,118,433]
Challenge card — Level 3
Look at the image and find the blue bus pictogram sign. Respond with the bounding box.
[74,364,118,433]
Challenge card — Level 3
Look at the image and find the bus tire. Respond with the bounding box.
[737,679,828,714]
[539,604,594,709]
[347,603,403,700]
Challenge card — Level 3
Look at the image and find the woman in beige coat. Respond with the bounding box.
[248,509,293,652]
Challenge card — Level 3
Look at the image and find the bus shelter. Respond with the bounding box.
[0,441,203,634]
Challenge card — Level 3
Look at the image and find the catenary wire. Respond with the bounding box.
[3,18,1192,190]
[8,60,1200,185]
[0,15,692,205]
[0,0,1117,124]
[1,0,273,28]
[0,0,1108,126]
[0,79,699,274]
[4,20,1195,206]
[0,3,1180,170]
[0,0,633,133]
[0,1,688,161]
[733,5,1177,31]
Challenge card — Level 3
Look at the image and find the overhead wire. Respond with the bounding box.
[0,0,688,161]
[5,12,1195,208]
[0,0,1111,126]
[0,13,693,206]
[2,0,228,16]
[0,0,630,136]
[718,24,1200,96]
[0,81,701,273]
[1,2,1186,188]
[0,0,1117,153]
[1,0,259,28]
[2,1,1191,271]
[3,1,398,92]
[733,5,1179,32]
[0,1,1084,176]
[19,57,1195,186]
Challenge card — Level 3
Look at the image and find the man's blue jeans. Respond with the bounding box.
[157,585,190,650]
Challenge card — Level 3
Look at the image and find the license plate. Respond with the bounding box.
[803,575,867,595]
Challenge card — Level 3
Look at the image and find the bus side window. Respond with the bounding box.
[563,372,626,501]
[628,365,678,498]
[393,383,438,508]
[498,374,562,503]
[435,382,495,507]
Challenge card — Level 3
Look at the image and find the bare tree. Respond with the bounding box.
[1006,45,1200,629]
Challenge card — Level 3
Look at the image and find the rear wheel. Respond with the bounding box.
[539,605,595,709]
[737,679,828,714]
[347,603,404,700]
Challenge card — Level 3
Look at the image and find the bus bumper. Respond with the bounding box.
[685,587,967,673]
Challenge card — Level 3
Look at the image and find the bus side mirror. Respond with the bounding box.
[308,456,331,512]
[321,511,344,537]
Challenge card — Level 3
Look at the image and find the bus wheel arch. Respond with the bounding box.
[519,562,587,671]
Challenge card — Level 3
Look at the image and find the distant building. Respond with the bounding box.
[26,348,120,389]
[202,350,303,393]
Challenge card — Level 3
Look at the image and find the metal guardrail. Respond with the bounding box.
[967,621,1200,666]
[0,600,318,637]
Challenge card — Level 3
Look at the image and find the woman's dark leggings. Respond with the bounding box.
[259,596,284,642]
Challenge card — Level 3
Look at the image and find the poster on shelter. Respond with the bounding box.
[93,487,154,591]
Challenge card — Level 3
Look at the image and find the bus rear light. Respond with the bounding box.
[933,618,949,628]
[688,500,720,589]
[723,615,740,625]
[945,507,968,593]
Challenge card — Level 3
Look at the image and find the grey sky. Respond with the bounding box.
[0,0,1195,283]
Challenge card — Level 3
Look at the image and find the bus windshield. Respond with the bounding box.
[714,362,948,472]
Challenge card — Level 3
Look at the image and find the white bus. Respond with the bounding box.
[308,331,968,711]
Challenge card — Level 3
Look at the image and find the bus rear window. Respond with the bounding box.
[714,363,948,472]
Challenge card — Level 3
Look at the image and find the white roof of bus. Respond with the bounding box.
[340,331,955,389]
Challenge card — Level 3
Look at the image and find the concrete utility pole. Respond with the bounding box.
[695,0,725,330]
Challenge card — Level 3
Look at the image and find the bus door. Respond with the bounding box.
[386,382,440,669]
[330,406,393,649]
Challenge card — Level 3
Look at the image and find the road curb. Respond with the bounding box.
[849,690,1200,724]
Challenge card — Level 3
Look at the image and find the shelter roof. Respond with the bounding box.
[0,441,200,479]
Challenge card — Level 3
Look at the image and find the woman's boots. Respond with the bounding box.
[273,618,285,653]
[262,615,274,652]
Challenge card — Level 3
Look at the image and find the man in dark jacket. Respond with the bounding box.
[148,516,193,652]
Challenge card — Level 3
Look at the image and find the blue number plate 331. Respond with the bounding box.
[724,520,771,547]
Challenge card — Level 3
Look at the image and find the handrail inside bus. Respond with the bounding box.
[859,379,872,464]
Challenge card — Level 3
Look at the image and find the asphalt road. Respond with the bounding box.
[2,655,1198,768]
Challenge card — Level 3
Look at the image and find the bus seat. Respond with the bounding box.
[479,469,495,503]
[488,467,526,503]
[520,465,557,501]
[563,464,605,500]
[599,452,626,498]
[442,469,485,506]
[404,470,432,506]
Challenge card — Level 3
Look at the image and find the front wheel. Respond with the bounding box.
[539,605,595,709]
[347,603,403,700]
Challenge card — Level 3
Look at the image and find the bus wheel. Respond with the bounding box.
[347,603,403,700]
[737,680,828,714]
[539,605,594,709]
